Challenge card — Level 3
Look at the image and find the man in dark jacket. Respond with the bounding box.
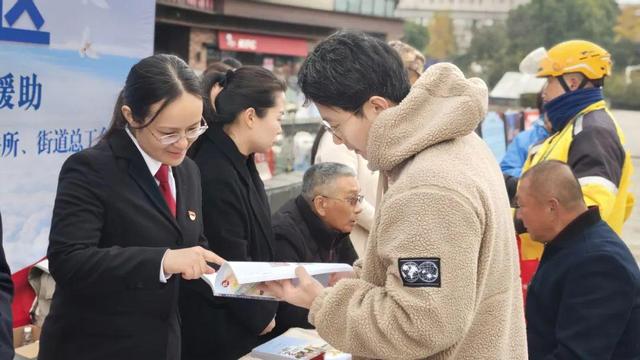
[270,163,360,337]
[516,160,640,360]
[1,211,14,360]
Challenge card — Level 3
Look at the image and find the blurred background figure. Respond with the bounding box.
[501,92,551,201]
[388,40,425,85]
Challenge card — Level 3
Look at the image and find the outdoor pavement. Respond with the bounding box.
[612,109,640,261]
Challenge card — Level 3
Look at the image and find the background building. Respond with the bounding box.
[155,0,403,72]
[396,0,529,52]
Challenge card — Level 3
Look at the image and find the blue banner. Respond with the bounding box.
[0,0,156,271]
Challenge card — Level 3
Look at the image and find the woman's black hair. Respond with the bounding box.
[310,125,326,165]
[190,66,286,156]
[102,54,201,141]
[201,66,286,126]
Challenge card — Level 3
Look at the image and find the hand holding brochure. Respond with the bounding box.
[201,261,353,300]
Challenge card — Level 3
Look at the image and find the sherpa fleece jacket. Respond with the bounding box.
[307,63,528,359]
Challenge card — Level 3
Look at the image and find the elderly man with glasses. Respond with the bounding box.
[268,162,360,338]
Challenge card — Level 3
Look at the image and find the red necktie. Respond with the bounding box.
[155,164,176,217]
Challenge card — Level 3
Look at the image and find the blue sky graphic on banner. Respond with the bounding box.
[0,0,155,271]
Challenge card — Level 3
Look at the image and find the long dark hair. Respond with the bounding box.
[102,54,201,140]
[310,125,326,165]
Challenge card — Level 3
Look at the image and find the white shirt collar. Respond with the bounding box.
[125,127,170,178]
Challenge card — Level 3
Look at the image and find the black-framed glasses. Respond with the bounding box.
[317,194,364,207]
[149,117,208,145]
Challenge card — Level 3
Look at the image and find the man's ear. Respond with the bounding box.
[566,73,585,91]
[548,198,560,213]
[313,196,327,217]
[367,96,391,114]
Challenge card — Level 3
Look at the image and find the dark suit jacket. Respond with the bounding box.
[526,207,640,360]
[181,125,277,360]
[38,129,208,360]
[270,195,358,338]
[0,212,14,360]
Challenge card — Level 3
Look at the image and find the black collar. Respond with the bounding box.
[294,195,349,251]
[108,128,145,161]
[547,207,601,249]
[206,124,251,172]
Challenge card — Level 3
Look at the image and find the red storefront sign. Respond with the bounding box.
[218,31,308,57]
[164,0,214,12]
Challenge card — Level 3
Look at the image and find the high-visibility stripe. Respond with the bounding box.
[573,115,584,136]
[579,176,619,195]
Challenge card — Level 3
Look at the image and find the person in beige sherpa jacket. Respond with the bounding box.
[260,32,527,359]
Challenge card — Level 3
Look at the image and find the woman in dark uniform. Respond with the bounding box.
[39,54,223,360]
[181,66,286,360]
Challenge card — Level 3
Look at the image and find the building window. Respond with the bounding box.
[347,0,361,12]
[385,0,394,16]
[335,0,394,17]
[362,0,374,15]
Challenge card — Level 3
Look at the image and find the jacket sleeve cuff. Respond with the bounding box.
[159,249,172,283]
[308,287,330,326]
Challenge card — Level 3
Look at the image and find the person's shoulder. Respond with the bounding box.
[272,199,301,230]
[178,156,199,173]
[574,222,638,272]
[579,108,617,135]
[191,142,235,182]
[191,137,225,165]
[61,141,112,170]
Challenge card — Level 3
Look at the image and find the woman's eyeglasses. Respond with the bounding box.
[150,117,208,145]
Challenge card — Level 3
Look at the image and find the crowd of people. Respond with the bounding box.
[0,32,639,360]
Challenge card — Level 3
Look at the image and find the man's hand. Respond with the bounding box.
[163,246,225,280]
[260,318,276,336]
[258,266,325,309]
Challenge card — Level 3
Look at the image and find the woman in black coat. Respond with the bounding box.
[181,67,286,360]
[0,212,13,360]
[38,54,223,360]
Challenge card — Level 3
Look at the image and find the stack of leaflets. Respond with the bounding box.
[250,336,327,360]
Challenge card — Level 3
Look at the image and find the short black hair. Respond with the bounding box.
[298,31,410,113]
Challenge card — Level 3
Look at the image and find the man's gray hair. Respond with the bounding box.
[302,162,356,203]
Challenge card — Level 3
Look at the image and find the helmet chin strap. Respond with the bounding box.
[557,75,591,93]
